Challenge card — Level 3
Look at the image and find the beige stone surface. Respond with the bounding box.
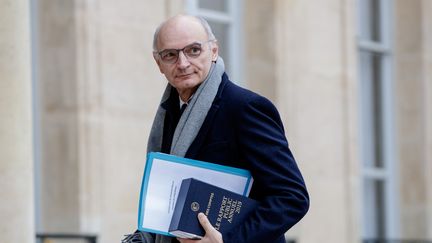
[27,0,432,242]
[274,0,360,242]
[421,0,432,239]
[395,0,429,239]
[36,0,81,232]
[244,0,277,101]
[0,0,35,241]
[35,0,186,241]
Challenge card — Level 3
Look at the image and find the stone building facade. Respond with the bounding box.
[1,0,431,242]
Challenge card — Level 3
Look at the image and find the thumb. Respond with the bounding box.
[198,212,215,233]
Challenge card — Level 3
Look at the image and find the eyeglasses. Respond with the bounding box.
[155,40,214,64]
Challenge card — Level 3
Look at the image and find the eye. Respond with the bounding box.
[185,45,202,57]
[160,50,178,61]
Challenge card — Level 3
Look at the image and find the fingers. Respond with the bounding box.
[178,213,222,243]
[198,212,214,233]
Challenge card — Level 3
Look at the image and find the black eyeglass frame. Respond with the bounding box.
[154,39,216,64]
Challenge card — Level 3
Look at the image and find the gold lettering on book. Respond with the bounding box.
[214,196,227,230]
[214,196,244,230]
[205,192,214,216]
[235,201,242,214]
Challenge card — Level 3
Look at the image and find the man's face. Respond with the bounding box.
[154,17,218,97]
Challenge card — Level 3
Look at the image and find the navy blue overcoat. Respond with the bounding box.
[173,73,309,243]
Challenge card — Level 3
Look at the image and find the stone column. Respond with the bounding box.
[421,0,432,239]
[0,0,35,242]
[395,0,429,238]
[244,0,277,101]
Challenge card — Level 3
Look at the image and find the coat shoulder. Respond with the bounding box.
[220,74,275,109]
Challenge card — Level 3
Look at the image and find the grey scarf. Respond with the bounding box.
[147,57,225,156]
[135,58,225,243]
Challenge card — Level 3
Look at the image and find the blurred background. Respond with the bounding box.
[1,0,432,242]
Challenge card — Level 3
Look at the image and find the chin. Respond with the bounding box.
[174,78,200,89]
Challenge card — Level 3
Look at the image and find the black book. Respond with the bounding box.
[169,178,258,239]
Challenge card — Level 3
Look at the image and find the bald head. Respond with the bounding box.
[153,15,216,51]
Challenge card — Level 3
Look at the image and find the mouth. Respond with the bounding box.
[176,73,193,79]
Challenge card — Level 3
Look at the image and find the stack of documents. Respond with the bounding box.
[137,152,254,236]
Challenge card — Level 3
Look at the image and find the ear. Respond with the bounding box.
[153,52,164,74]
[211,41,219,62]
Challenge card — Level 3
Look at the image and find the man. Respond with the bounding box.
[126,14,309,243]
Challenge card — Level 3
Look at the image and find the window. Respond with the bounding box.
[186,0,244,84]
[357,0,398,240]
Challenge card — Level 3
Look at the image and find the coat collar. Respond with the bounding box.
[185,73,229,158]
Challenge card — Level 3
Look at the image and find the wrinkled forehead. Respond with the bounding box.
[156,16,209,50]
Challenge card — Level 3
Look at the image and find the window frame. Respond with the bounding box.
[357,0,399,240]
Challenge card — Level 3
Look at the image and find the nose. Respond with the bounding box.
[177,51,190,69]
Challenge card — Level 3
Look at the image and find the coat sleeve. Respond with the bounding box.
[223,95,310,243]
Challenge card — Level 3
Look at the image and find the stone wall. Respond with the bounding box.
[273,1,360,242]
[2,0,430,242]
[395,0,432,240]
[34,0,183,241]
[0,0,35,242]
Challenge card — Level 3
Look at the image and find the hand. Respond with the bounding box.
[177,213,223,243]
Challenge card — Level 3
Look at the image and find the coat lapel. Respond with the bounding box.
[185,75,228,158]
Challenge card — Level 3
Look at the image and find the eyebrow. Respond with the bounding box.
[157,41,202,53]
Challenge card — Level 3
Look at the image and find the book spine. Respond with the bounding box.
[169,179,192,231]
